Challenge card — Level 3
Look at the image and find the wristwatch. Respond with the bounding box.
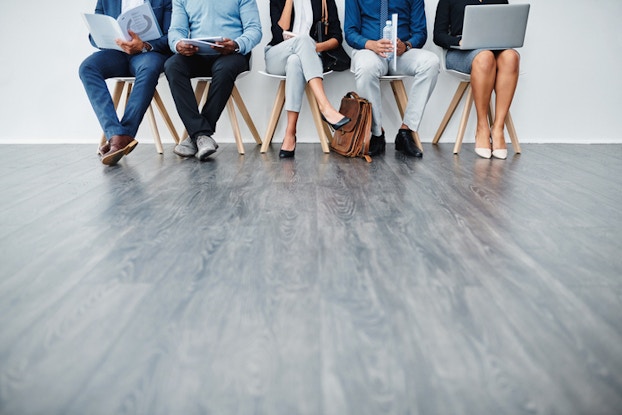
[405,41,412,51]
[233,41,240,53]
[141,42,152,53]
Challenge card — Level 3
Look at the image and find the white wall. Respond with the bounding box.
[0,0,621,145]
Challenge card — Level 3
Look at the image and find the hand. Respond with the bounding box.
[367,39,393,58]
[177,41,199,56]
[116,30,144,55]
[395,38,407,56]
[214,38,239,55]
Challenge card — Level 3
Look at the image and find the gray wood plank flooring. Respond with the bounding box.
[0,143,621,415]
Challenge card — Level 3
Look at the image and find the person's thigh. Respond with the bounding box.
[81,50,132,79]
[351,49,386,77]
[393,48,439,76]
[445,49,485,74]
[129,52,169,77]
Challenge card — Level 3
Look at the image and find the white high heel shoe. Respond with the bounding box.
[492,148,508,159]
[475,147,491,159]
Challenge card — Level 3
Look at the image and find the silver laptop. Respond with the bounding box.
[452,4,530,50]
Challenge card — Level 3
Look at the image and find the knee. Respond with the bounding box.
[164,55,184,78]
[78,57,96,80]
[498,50,520,73]
[472,51,496,73]
[353,58,381,81]
[286,54,303,74]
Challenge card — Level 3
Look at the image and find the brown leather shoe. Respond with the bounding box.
[98,142,110,157]
[101,135,138,165]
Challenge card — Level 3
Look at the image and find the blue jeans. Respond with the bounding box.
[79,50,169,140]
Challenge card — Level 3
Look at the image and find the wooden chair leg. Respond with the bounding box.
[305,85,330,153]
[146,104,163,154]
[260,80,286,153]
[505,111,521,153]
[390,80,408,119]
[152,90,180,144]
[230,86,262,145]
[453,85,473,154]
[433,81,470,145]
[226,97,245,154]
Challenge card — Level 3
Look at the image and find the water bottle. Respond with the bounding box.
[382,20,393,61]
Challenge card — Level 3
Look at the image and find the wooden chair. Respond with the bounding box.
[432,48,521,154]
[379,75,424,152]
[99,76,180,154]
[258,70,334,154]
[181,70,262,155]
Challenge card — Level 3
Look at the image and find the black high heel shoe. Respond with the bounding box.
[321,114,351,131]
[279,136,296,159]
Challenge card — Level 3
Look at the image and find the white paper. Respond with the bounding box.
[181,37,225,55]
[391,13,398,71]
[83,3,162,51]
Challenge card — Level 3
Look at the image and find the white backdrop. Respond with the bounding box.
[0,0,621,145]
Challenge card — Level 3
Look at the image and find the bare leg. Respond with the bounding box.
[307,77,345,125]
[470,51,496,150]
[281,111,299,151]
[491,50,520,151]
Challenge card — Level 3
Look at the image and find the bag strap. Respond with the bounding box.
[321,0,328,36]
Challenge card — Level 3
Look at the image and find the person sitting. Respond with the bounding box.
[165,0,262,160]
[79,0,173,166]
[265,0,351,158]
[344,0,439,158]
[433,0,520,160]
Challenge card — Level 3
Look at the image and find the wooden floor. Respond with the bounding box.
[0,143,621,415]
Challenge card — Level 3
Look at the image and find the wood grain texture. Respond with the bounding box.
[0,143,621,415]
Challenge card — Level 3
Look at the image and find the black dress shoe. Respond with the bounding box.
[395,129,423,158]
[321,114,351,131]
[279,137,296,158]
[368,132,386,157]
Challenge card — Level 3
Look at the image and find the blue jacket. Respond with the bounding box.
[344,0,427,50]
[90,0,172,54]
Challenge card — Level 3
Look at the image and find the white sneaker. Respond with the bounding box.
[174,137,198,157]
[196,135,218,160]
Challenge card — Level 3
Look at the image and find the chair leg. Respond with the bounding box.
[260,80,286,153]
[152,89,180,144]
[453,85,473,154]
[226,97,245,154]
[230,86,262,145]
[433,81,470,145]
[305,85,330,153]
[145,104,164,154]
[390,80,408,119]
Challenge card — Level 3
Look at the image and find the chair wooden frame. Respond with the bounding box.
[380,75,424,152]
[181,73,262,155]
[258,71,333,154]
[432,50,521,154]
[99,77,180,154]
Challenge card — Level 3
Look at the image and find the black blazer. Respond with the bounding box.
[268,0,344,47]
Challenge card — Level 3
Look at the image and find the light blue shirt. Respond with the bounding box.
[168,0,262,55]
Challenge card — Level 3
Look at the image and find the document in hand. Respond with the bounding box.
[181,37,225,55]
[82,2,162,51]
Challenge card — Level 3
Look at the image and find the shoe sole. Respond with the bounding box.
[174,148,197,157]
[101,140,138,166]
[196,148,217,161]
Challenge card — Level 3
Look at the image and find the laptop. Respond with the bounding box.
[452,4,530,50]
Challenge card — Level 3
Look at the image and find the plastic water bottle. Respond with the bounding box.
[382,20,393,61]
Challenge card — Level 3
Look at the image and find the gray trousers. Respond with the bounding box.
[351,48,440,136]
[264,35,324,113]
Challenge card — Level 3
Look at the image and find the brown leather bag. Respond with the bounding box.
[330,92,373,162]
